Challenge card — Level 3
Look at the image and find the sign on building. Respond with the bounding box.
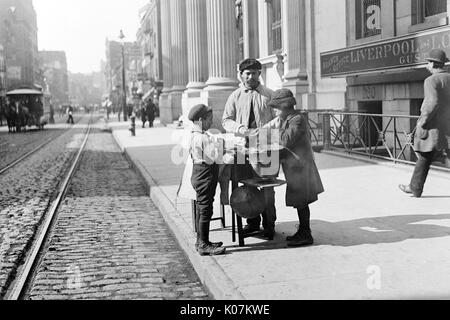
[321,26,450,77]
[356,0,381,39]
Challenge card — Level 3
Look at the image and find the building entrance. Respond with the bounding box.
[357,101,382,148]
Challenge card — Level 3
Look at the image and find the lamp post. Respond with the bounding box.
[119,30,128,121]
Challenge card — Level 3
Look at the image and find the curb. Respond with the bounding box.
[111,130,244,300]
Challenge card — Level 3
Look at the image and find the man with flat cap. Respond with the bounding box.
[399,49,450,197]
[222,58,276,239]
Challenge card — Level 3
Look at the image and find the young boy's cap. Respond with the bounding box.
[239,58,262,72]
[188,104,212,121]
[268,88,297,109]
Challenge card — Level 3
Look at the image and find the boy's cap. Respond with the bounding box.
[239,58,262,72]
[268,89,297,108]
[188,104,212,121]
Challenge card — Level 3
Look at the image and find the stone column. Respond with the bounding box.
[186,0,208,91]
[182,0,209,119]
[204,0,239,90]
[282,0,310,108]
[159,0,173,124]
[169,0,188,121]
[243,0,259,58]
[202,0,239,130]
[258,0,270,58]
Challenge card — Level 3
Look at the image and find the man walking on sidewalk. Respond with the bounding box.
[399,49,450,197]
[222,58,276,239]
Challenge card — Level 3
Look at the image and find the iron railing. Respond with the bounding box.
[303,110,450,171]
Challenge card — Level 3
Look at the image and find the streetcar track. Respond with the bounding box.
[0,136,55,175]
[0,118,85,175]
[4,116,94,300]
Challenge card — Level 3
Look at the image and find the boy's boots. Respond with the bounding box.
[197,241,226,256]
[195,230,224,254]
[286,228,314,247]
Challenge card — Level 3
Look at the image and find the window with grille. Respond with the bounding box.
[271,0,282,53]
[412,0,447,24]
[355,0,381,39]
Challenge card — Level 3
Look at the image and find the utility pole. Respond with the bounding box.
[119,30,128,122]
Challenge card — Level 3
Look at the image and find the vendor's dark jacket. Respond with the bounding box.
[273,111,324,208]
[414,69,450,152]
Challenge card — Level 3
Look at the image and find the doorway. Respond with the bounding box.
[357,101,383,148]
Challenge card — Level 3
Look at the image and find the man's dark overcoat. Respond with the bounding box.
[414,70,450,153]
[279,111,324,208]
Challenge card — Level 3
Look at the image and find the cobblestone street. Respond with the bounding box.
[0,118,88,298]
[26,126,209,300]
[0,115,82,171]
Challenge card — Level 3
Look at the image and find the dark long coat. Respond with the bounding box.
[414,70,450,153]
[278,111,324,208]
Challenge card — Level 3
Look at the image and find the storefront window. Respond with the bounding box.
[355,0,381,39]
[424,0,446,17]
[271,0,282,54]
[412,0,447,24]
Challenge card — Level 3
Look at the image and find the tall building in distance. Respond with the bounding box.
[0,0,39,90]
[0,45,6,96]
[39,51,69,107]
[68,72,103,108]
[105,39,142,101]
[137,0,163,100]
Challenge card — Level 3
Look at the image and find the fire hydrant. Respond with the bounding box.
[129,113,136,136]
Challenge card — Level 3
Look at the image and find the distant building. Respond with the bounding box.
[0,45,6,96]
[137,0,163,99]
[105,39,142,100]
[39,51,69,107]
[0,0,39,90]
[69,72,103,107]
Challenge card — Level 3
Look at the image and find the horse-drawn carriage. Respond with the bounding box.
[3,86,51,133]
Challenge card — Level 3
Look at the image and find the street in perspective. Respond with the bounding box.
[1,0,450,309]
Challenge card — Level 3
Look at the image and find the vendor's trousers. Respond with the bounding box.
[236,163,276,231]
[191,163,219,243]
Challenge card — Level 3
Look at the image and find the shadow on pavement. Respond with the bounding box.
[223,213,450,253]
[281,213,450,247]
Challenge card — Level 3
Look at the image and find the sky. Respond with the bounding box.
[33,0,149,74]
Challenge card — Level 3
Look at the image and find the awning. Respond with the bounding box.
[6,89,43,96]
[142,87,155,101]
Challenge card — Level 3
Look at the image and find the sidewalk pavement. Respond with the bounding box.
[108,118,450,300]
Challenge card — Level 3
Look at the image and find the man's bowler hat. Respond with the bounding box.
[425,49,449,64]
[188,104,212,121]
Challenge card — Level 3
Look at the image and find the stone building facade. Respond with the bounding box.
[137,0,163,99]
[0,0,39,90]
[39,51,69,108]
[321,0,450,138]
[141,0,347,128]
[105,40,143,100]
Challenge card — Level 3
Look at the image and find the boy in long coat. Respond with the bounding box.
[261,88,324,246]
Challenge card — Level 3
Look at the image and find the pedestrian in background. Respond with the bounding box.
[260,88,324,247]
[67,105,74,124]
[399,49,450,197]
[222,58,276,240]
[146,98,156,128]
[189,104,226,256]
